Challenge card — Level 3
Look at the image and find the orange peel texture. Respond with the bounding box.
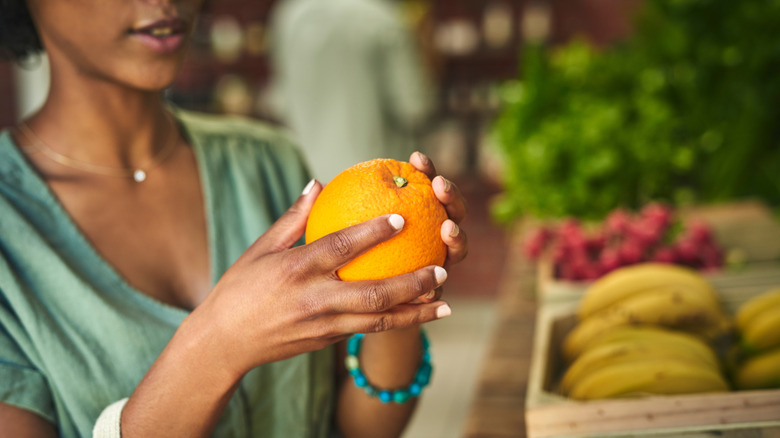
[305,159,449,281]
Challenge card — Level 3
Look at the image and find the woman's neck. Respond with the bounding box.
[23,78,176,171]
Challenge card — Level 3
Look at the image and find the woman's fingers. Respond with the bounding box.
[410,151,468,224]
[409,151,437,180]
[441,219,468,267]
[302,213,405,274]
[248,179,322,256]
[336,301,452,334]
[432,176,467,224]
[324,265,447,314]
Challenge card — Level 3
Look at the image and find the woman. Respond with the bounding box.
[0,0,468,437]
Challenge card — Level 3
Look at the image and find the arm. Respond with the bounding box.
[0,403,57,438]
[336,152,469,438]
[336,327,425,438]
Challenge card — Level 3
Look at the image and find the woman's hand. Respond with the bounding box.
[409,151,469,303]
[190,179,452,378]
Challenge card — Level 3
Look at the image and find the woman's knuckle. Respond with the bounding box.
[277,251,310,282]
[365,284,390,311]
[370,315,391,333]
[298,294,325,319]
[312,321,337,339]
[412,272,428,293]
[329,232,354,257]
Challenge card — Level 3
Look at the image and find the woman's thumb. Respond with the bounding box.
[252,179,321,254]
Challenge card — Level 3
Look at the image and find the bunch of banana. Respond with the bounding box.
[732,288,780,390]
[560,326,729,400]
[562,263,732,362]
[577,263,720,319]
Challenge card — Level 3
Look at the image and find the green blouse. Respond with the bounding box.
[0,110,335,437]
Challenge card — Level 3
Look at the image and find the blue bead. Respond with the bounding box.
[347,335,362,355]
[423,352,431,362]
[349,368,361,377]
[379,391,392,403]
[409,383,422,396]
[416,363,432,385]
[393,390,411,404]
[354,373,368,388]
[364,386,378,397]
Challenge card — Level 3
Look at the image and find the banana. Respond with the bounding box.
[578,263,717,320]
[734,347,780,390]
[568,356,729,400]
[741,305,780,353]
[736,288,780,332]
[563,284,728,361]
[578,325,721,361]
[560,332,720,395]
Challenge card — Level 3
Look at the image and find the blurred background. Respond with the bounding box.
[3,0,780,436]
[1,0,647,185]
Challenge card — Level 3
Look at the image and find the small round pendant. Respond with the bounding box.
[133,169,147,182]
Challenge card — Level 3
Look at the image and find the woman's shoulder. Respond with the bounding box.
[174,108,308,170]
[176,109,297,149]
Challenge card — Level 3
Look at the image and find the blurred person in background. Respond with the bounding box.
[269,0,436,183]
[0,0,468,437]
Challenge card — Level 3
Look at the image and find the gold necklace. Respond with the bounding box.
[17,117,179,183]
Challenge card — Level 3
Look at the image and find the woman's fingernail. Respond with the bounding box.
[388,214,405,231]
[433,175,450,193]
[415,151,430,166]
[449,222,460,238]
[424,290,436,300]
[302,179,316,195]
[442,177,452,192]
[436,304,452,319]
[434,266,448,285]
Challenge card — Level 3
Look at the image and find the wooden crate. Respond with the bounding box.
[525,273,780,437]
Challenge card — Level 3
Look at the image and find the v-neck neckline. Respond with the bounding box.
[0,111,218,321]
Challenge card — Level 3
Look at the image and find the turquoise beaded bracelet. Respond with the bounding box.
[345,330,433,404]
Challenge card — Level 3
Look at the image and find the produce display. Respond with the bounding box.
[524,203,724,281]
[731,289,780,390]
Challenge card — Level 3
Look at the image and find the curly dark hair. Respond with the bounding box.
[0,0,43,61]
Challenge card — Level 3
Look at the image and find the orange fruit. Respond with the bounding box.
[305,158,448,281]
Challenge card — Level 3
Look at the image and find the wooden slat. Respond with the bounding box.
[465,396,526,438]
[464,220,537,437]
[526,391,780,437]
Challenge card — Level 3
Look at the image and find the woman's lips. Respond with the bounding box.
[129,19,187,54]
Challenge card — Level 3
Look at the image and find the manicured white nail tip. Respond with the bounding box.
[434,266,448,284]
[302,179,316,195]
[436,304,452,319]
[389,214,405,230]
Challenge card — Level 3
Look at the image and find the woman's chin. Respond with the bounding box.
[117,64,184,93]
